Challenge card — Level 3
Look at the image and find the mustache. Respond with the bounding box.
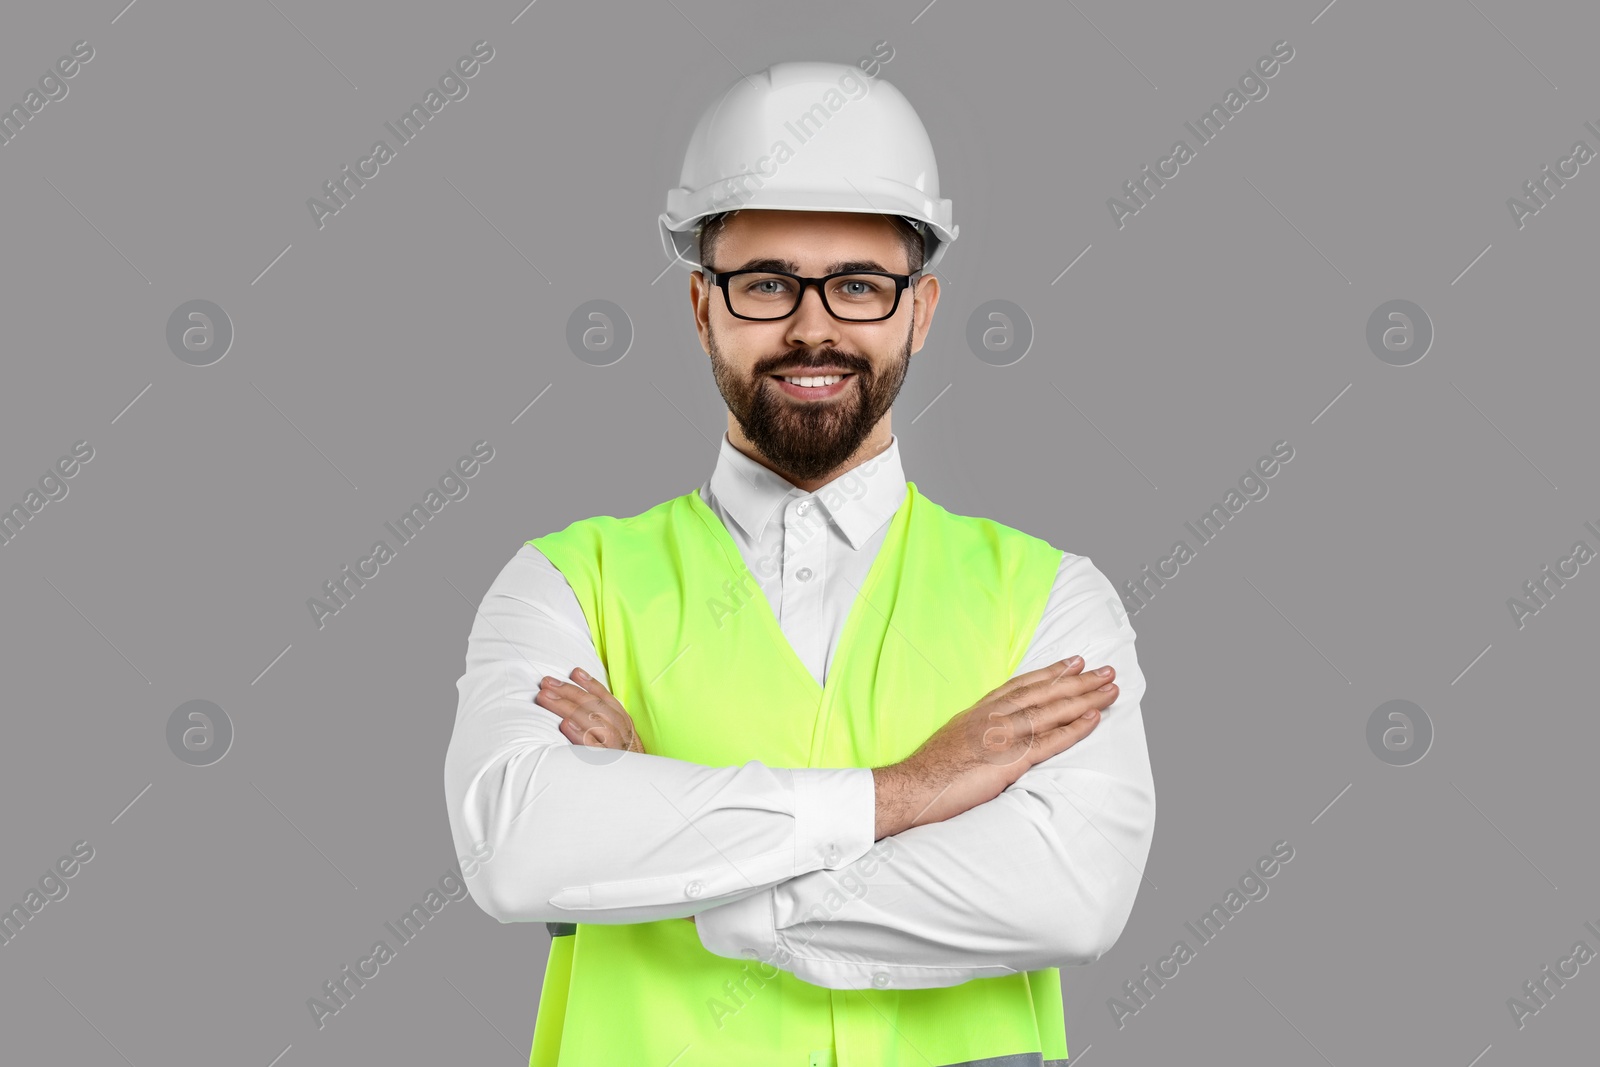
[754,351,872,376]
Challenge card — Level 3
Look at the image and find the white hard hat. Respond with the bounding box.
[658,60,958,273]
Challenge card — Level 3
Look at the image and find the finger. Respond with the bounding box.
[537,681,624,735]
[556,669,632,721]
[990,667,1108,725]
[1008,676,1119,739]
[983,657,1086,706]
[534,679,586,718]
[1014,663,1115,710]
[538,672,641,752]
[1031,705,1103,763]
[554,713,594,742]
[578,723,619,748]
[536,675,608,713]
[558,713,623,749]
[570,666,606,690]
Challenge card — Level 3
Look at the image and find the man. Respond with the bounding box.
[444,60,1155,1066]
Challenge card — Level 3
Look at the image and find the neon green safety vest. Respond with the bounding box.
[527,480,1069,1067]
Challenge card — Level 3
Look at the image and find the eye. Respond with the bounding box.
[737,274,795,296]
[830,275,889,301]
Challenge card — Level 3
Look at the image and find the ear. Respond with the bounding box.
[909,273,941,355]
[688,270,713,355]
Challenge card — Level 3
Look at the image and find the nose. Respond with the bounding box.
[784,281,841,349]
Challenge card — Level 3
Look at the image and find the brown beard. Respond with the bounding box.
[708,324,912,483]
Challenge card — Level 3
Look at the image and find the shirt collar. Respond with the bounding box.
[707,432,907,550]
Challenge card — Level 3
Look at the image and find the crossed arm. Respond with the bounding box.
[443,544,1155,990]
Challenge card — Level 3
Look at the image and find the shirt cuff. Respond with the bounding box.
[695,767,875,966]
[789,766,876,873]
[695,884,778,963]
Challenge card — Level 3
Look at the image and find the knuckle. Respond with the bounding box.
[1020,705,1042,737]
[992,695,1027,717]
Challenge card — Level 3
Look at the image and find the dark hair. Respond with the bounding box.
[697,211,927,273]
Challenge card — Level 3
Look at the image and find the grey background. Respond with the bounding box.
[2,0,1595,1063]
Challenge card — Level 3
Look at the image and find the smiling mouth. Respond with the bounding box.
[768,372,856,399]
[770,371,854,386]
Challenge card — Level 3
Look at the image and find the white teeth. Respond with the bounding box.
[780,374,845,387]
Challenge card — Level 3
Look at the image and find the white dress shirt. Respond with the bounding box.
[443,432,1156,990]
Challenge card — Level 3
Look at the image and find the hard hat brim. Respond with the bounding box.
[658,197,957,274]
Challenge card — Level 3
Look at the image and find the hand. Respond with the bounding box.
[533,668,646,754]
[872,656,1115,838]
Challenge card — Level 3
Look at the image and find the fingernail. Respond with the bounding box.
[1095,666,1113,676]
[1064,656,1083,667]
[1098,683,1115,691]
[574,668,589,680]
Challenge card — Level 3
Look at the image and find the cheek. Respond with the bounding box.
[712,331,783,376]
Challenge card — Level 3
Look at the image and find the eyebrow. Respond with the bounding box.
[727,257,899,274]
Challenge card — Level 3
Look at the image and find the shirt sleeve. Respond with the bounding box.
[693,552,1156,990]
[443,543,878,926]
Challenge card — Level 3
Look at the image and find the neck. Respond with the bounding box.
[725,418,892,493]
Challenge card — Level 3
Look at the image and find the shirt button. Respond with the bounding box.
[824,843,840,864]
[871,971,891,988]
[685,880,704,898]
[796,567,813,582]
[796,500,813,515]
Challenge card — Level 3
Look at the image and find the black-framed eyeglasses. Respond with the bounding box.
[705,268,922,322]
